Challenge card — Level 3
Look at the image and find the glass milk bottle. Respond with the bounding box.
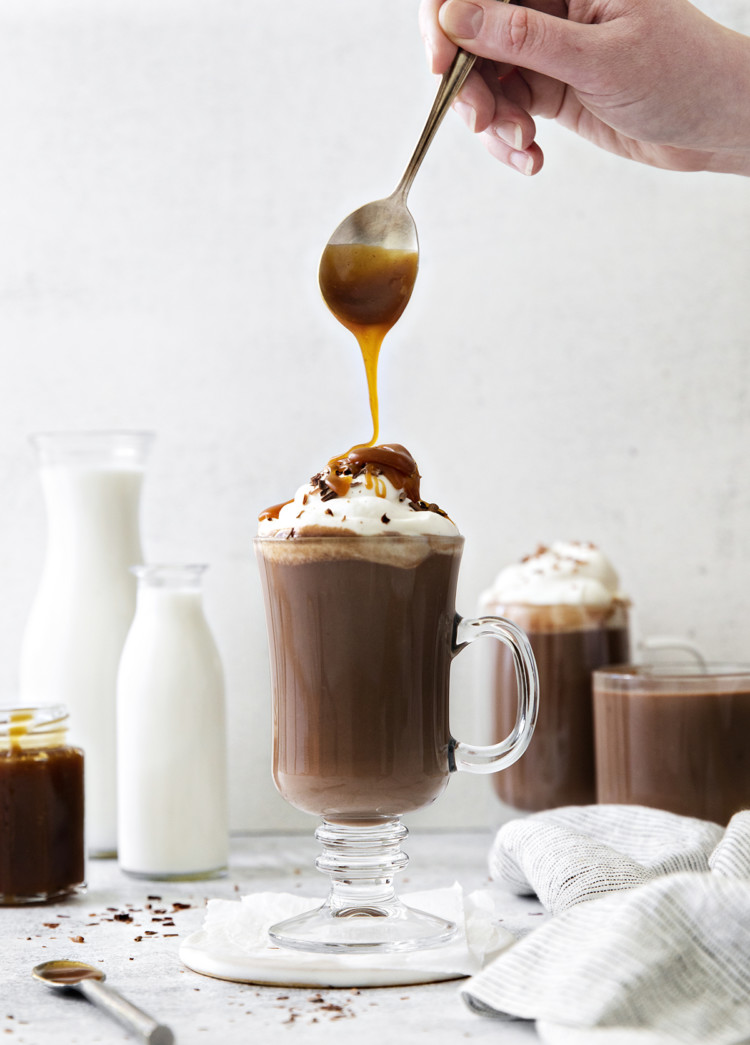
[19,431,154,857]
[116,565,228,880]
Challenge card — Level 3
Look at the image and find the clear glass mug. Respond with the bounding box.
[594,663,750,825]
[486,601,630,811]
[254,533,539,954]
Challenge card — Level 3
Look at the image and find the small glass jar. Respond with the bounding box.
[0,705,85,904]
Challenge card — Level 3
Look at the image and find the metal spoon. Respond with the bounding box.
[33,960,174,1045]
[320,5,510,315]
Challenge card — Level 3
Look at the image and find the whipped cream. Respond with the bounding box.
[258,444,458,538]
[481,541,624,608]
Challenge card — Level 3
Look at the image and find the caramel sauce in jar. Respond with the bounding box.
[0,706,85,904]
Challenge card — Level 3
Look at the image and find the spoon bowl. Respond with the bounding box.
[33,959,105,987]
[327,196,417,255]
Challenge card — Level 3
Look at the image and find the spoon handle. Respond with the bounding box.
[394,48,476,199]
[394,0,511,200]
[78,978,174,1045]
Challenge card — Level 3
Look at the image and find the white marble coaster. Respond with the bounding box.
[179,884,514,988]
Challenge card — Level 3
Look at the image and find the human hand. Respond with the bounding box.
[419,0,750,175]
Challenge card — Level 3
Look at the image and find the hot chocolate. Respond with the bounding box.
[594,665,750,825]
[257,534,461,822]
[483,542,629,812]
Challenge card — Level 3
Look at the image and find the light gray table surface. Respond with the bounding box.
[2,830,544,1044]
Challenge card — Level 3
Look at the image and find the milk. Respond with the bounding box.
[116,566,228,879]
[19,432,153,857]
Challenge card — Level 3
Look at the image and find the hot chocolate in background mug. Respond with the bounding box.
[594,663,750,825]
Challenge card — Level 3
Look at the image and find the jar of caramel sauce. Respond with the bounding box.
[0,705,85,904]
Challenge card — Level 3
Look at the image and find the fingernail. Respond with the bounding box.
[510,150,534,176]
[495,122,523,150]
[454,100,477,132]
[424,38,437,74]
[439,0,484,41]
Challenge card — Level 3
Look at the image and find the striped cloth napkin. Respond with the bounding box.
[463,805,750,1045]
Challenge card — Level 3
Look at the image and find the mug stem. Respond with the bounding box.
[268,818,456,954]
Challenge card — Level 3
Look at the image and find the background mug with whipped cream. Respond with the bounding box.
[482,542,630,812]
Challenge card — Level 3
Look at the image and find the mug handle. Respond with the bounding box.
[639,635,707,667]
[450,614,539,774]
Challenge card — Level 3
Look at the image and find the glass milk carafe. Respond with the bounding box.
[116,565,228,880]
[19,431,154,856]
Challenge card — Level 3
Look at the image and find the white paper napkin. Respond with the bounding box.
[180,884,514,988]
[463,805,750,1045]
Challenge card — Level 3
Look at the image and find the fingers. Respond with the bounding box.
[482,132,544,174]
[419,0,457,74]
[437,0,593,87]
[455,67,537,150]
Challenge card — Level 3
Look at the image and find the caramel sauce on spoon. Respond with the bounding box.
[318,242,418,448]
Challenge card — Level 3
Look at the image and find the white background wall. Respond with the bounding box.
[0,0,748,832]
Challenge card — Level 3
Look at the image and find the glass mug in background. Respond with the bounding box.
[594,664,750,825]
[254,534,539,954]
[487,601,629,811]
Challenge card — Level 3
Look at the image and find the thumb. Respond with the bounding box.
[438,0,594,86]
